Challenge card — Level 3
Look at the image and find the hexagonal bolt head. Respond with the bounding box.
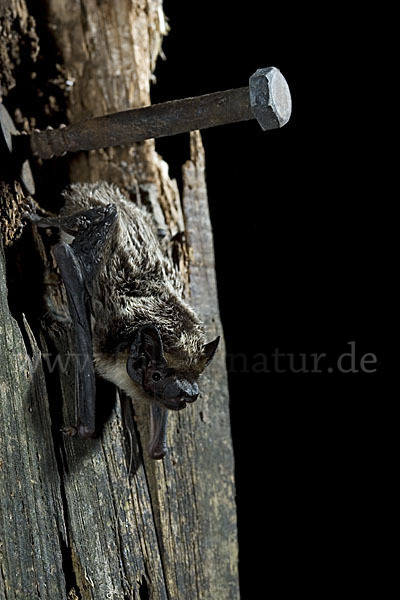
[249,67,292,130]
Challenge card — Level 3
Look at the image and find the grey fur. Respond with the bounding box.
[60,181,215,404]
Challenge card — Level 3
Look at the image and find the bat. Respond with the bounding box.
[30,182,219,459]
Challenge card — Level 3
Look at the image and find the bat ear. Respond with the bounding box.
[127,324,166,384]
[202,336,220,367]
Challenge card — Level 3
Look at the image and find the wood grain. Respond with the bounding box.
[0,2,238,598]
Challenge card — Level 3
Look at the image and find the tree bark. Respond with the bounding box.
[0,2,238,599]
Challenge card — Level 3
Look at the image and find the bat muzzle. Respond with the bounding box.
[160,380,199,410]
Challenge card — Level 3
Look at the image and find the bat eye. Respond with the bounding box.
[152,372,161,382]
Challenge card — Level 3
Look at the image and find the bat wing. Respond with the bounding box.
[31,205,117,437]
[53,241,96,436]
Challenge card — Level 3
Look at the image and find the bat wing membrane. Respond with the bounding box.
[31,205,117,437]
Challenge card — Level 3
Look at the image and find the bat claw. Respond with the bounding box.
[60,424,95,438]
[77,424,96,438]
[22,211,39,223]
[61,425,78,437]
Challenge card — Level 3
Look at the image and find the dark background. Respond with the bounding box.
[153,4,392,598]
[1,3,391,597]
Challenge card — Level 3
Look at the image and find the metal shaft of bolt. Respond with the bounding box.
[30,67,292,159]
[0,67,291,195]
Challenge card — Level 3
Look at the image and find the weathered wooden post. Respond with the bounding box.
[0,1,239,598]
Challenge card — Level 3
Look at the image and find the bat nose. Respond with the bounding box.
[163,380,199,404]
[182,382,199,403]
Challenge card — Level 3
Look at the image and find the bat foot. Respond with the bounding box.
[61,424,96,438]
[23,211,55,228]
[77,424,96,438]
[61,425,78,437]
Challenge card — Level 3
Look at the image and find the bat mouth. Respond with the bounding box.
[155,396,195,411]
[162,398,186,410]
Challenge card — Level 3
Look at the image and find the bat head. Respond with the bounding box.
[126,324,219,410]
